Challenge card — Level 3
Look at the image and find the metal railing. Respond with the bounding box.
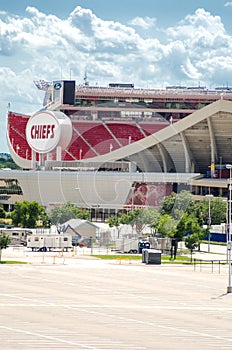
[193,258,227,274]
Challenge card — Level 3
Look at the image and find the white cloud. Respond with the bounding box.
[0,6,231,95]
[167,8,225,40]
[129,16,156,29]
[163,8,232,84]
[180,58,202,80]
[224,2,232,7]
[1,6,232,152]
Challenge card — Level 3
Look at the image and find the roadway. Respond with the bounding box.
[1,247,232,349]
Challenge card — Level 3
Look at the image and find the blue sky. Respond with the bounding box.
[0,0,232,152]
[0,1,229,26]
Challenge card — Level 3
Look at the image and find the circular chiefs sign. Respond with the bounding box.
[26,111,61,154]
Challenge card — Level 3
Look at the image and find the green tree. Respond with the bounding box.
[132,207,161,235]
[0,155,20,169]
[175,213,197,241]
[156,214,177,238]
[0,206,5,219]
[48,202,90,226]
[159,190,195,218]
[150,210,162,235]
[193,198,226,225]
[106,215,122,238]
[114,208,161,237]
[11,201,49,228]
[121,209,142,235]
[185,233,200,262]
[0,234,11,262]
[106,211,141,238]
[176,213,205,250]
[76,208,90,220]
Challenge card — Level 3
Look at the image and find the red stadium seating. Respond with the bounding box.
[8,113,171,162]
[72,121,119,156]
[8,112,32,160]
[139,123,168,136]
[106,122,144,146]
[63,130,96,160]
[67,121,169,159]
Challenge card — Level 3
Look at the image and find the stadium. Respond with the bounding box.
[1,80,232,220]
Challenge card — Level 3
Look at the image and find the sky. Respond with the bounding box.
[1,0,232,153]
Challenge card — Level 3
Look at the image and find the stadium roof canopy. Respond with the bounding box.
[89,99,232,174]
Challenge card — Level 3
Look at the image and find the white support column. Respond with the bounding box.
[56,146,62,161]
[180,132,192,173]
[31,150,36,170]
[157,144,167,172]
[207,117,217,165]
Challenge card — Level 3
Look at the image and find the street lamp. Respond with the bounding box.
[222,199,229,262]
[205,194,213,252]
[226,164,232,293]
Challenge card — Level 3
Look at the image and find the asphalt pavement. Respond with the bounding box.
[1,245,232,350]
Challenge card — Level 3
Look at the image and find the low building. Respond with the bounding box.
[60,219,99,241]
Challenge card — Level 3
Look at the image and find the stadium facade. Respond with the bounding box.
[1,80,232,219]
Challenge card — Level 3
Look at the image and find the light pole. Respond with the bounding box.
[205,194,213,252]
[222,199,229,262]
[226,164,232,293]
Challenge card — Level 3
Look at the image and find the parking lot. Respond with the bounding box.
[1,246,232,349]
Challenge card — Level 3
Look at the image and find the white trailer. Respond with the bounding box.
[0,228,32,246]
[27,234,72,251]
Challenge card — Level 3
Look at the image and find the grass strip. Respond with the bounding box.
[0,261,27,264]
[92,254,191,263]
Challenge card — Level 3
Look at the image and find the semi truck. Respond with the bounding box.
[115,238,150,254]
[27,234,72,251]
